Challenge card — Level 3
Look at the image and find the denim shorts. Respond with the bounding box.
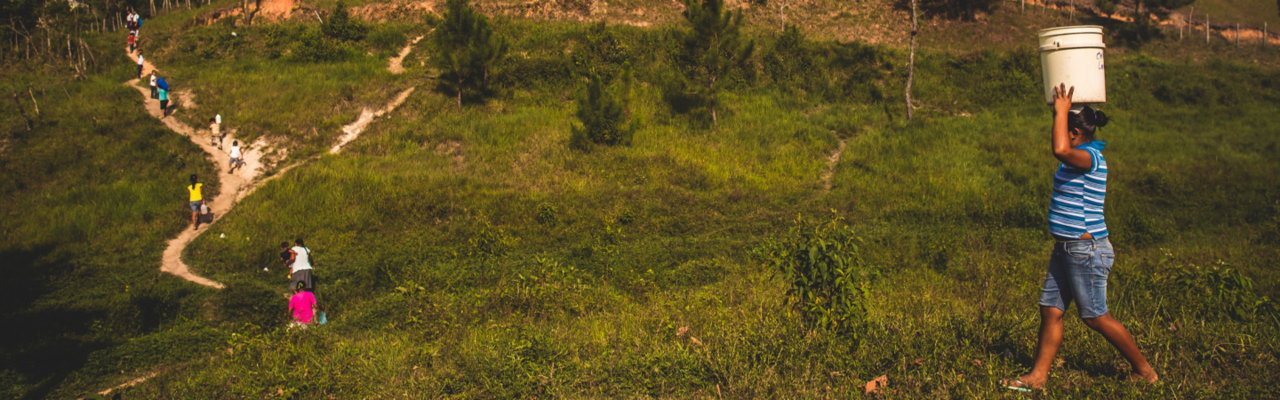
[189,200,203,212]
[1039,236,1114,319]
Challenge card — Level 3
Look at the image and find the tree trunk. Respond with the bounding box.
[905,0,917,121]
[27,88,39,115]
[457,76,463,108]
[12,92,33,131]
[709,75,717,129]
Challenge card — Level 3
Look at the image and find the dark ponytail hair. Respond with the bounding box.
[1067,106,1109,137]
[189,174,198,185]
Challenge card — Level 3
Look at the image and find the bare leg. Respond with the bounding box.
[191,211,199,230]
[1011,305,1066,388]
[1082,313,1158,383]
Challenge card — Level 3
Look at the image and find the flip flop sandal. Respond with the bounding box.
[1003,379,1036,392]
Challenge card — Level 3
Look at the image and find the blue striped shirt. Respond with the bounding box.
[1048,140,1108,239]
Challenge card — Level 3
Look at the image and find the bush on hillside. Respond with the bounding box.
[569,22,634,82]
[570,67,637,151]
[292,28,347,62]
[322,0,368,42]
[755,213,878,334]
[894,0,1000,21]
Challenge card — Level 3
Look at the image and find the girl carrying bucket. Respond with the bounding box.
[1003,84,1158,391]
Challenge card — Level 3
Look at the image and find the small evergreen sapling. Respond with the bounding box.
[430,0,509,108]
[678,0,755,128]
[321,0,367,42]
[571,67,636,151]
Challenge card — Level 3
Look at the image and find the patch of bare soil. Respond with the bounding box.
[821,136,846,192]
[257,0,296,20]
[388,36,424,74]
[330,87,416,153]
[434,140,466,171]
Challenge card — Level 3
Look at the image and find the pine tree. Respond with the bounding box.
[571,66,636,151]
[679,0,755,128]
[322,0,367,41]
[431,0,509,108]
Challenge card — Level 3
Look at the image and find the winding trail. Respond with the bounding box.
[132,34,424,288]
[127,47,267,289]
[388,35,424,74]
[331,38,424,153]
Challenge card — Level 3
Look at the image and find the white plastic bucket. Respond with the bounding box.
[1038,26,1106,105]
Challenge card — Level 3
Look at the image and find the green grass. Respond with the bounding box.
[0,45,227,399]
[2,3,1279,399]
[1177,0,1280,29]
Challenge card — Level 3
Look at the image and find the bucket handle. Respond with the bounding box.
[1039,42,1106,52]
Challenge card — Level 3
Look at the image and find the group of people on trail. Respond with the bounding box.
[183,178,325,328]
[147,70,174,117]
[283,239,324,328]
[181,115,236,230]
[126,10,142,53]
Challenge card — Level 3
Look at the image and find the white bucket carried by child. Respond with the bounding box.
[1038,26,1106,105]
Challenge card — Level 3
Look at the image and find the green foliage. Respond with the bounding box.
[675,0,756,126]
[322,0,368,42]
[535,202,558,226]
[430,0,510,106]
[1096,0,1118,17]
[468,221,515,258]
[756,213,878,333]
[761,26,891,102]
[1129,255,1277,322]
[292,28,347,62]
[897,0,1002,21]
[569,21,634,82]
[570,67,637,151]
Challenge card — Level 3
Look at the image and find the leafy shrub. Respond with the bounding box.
[570,68,637,151]
[755,213,878,333]
[292,28,346,62]
[569,22,634,82]
[615,208,636,225]
[894,0,1001,21]
[321,0,368,42]
[1170,263,1275,322]
[535,203,558,226]
[468,222,514,258]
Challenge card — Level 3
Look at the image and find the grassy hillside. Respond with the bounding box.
[0,45,227,398]
[2,0,1279,398]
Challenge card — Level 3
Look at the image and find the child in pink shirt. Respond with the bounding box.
[288,283,317,327]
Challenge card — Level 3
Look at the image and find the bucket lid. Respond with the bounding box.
[1038,25,1104,38]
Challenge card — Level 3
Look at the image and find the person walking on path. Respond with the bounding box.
[280,242,293,269]
[1003,84,1158,392]
[136,51,145,79]
[209,117,223,148]
[128,33,135,53]
[288,282,317,329]
[150,71,158,99]
[228,140,244,173]
[156,74,171,117]
[286,239,315,291]
[187,174,205,230]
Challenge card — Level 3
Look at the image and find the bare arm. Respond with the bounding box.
[1051,83,1093,170]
